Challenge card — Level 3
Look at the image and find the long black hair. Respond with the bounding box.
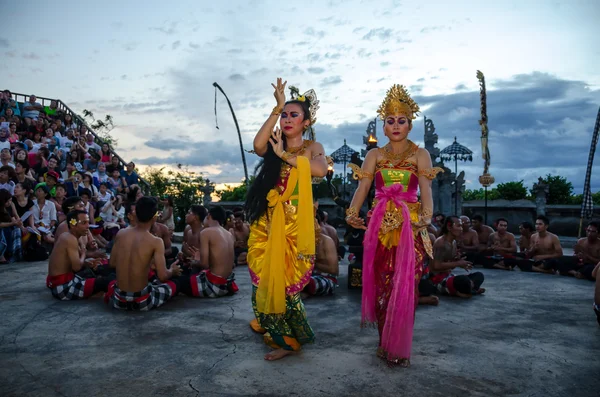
[245,99,312,223]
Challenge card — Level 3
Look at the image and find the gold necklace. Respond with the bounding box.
[381,140,416,162]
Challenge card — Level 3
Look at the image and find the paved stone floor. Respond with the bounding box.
[0,256,599,397]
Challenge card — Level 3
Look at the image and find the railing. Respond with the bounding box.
[10,92,150,192]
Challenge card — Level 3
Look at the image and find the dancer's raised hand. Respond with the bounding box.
[271,78,287,106]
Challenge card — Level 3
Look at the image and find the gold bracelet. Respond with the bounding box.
[271,104,283,116]
[345,207,359,219]
[420,207,433,219]
[281,151,292,162]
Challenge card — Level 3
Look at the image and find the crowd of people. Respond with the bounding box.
[0,90,148,262]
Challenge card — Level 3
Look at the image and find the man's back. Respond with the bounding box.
[48,232,77,276]
[203,226,235,278]
[112,227,161,292]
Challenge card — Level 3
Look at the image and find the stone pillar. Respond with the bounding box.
[201,179,215,207]
[532,177,549,216]
[455,171,466,215]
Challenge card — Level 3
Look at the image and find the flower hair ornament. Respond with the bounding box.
[289,86,320,141]
[377,84,420,120]
[69,218,78,226]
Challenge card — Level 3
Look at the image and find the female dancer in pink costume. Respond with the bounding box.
[346,85,442,367]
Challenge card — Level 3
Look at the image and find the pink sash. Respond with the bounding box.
[362,183,417,360]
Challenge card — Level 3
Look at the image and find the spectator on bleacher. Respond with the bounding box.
[8,122,19,146]
[121,162,139,187]
[14,148,27,163]
[97,182,112,202]
[68,149,84,171]
[28,119,45,137]
[0,188,22,264]
[93,162,109,186]
[59,128,75,152]
[0,90,20,117]
[4,108,15,120]
[12,182,34,230]
[52,119,63,135]
[108,168,125,195]
[1,148,14,168]
[86,133,101,153]
[100,143,111,163]
[0,127,11,151]
[43,170,60,197]
[108,155,123,174]
[51,184,67,224]
[79,188,96,225]
[32,184,56,244]
[22,95,43,126]
[0,166,16,195]
[43,100,61,120]
[74,136,89,155]
[83,151,100,172]
[63,114,76,132]
[80,173,98,200]
[65,171,82,197]
[14,161,35,186]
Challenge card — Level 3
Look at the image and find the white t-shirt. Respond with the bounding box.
[33,199,57,226]
[22,102,42,119]
[0,140,10,151]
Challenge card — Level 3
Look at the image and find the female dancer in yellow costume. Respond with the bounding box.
[346,85,442,367]
[245,78,328,361]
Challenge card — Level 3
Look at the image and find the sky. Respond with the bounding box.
[3,0,600,193]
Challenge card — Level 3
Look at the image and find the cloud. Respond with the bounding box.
[229,74,245,81]
[171,40,181,50]
[322,76,342,86]
[0,39,9,48]
[189,42,200,49]
[357,48,372,58]
[307,53,320,62]
[22,52,40,60]
[110,22,123,29]
[307,67,326,74]
[420,25,451,34]
[380,62,390,67]
[305,27,325,39]
[123,42,139,51]
[362,28,394,41]
[149,21,179,35]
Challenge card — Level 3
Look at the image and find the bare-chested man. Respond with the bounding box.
[593,263,600,325]
[230,211,250,266]
[181,205,238,298]
[46,210,110,300]
[528,215,563,273]
[418,232,440,306]
[518,222,534,253]
[486,218,517,270]
[105,197,182,310]
[551,221,600,280]
[458,215,480,264]
[303,212,339,297]
[151,221,177,260]
[182,205,206,261]
[471,214,494,254]
[430,216,485,298]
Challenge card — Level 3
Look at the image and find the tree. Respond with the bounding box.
[495,180,528,201]
[141,164,213,231]
[82,109,117,147]
[463,188,500,201]
[217,179,250,202]
[531,174,573,204]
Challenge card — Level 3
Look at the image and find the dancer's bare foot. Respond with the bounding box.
[533,265,553,274]
[264,348,296,361]
[493,262,511,271]
[456,291,472,299]
[386,358,410,368]
[418,296,440,306]
[475,288,486,294]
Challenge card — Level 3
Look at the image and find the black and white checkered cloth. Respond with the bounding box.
[47,274,94,300]
[109,282,176,311]
[581,107,600,219]
[307,274,338,296]
[190,271,238,298]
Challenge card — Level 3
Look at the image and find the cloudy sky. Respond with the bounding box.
[4,0,600,192]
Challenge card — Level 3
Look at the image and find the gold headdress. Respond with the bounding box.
[289,86,320,125]
[377,84,420,120]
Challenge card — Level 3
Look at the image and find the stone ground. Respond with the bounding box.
[1,248,599,397]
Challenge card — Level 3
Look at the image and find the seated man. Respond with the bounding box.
[182,205,238,298]
[430,216,485,298]
[458,215,480,265]
[485,218,517,270]
[418,231,440,306]
[552,221,600,280]
[303,212,339,297]
[181,205,205,266]
[151,220,178,261]
[229,211,249,266]
[503,221,534,270]
[530,215,564,273]
[46,210,110,300]
[471,214,494,265]
[105,197,182,310]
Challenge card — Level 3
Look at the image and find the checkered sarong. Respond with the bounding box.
[190,270,238,298]
[46,273,96,300]
[106,281,177,311]
[429,272,457,296]
[306,274,338,296]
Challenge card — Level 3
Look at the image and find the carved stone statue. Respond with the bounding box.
[533,177,549,216]
[201,179,215,207]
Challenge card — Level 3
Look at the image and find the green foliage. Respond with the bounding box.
[216,178,252,202]
[82,109,117,147]
[463,188,500,201]
[141,164,214,231]
[531,174,574,205]
[495,180,528,201]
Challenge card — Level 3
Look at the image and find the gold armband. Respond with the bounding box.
[271,104,283,116]
[418,167,444,180]
[420,207,433,219]
[345,207,359,219]
[348,163,373,180]
[281,151,292,162]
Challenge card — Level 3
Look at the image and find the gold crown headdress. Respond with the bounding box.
[289,86,320,125]
[377,84,420,120]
